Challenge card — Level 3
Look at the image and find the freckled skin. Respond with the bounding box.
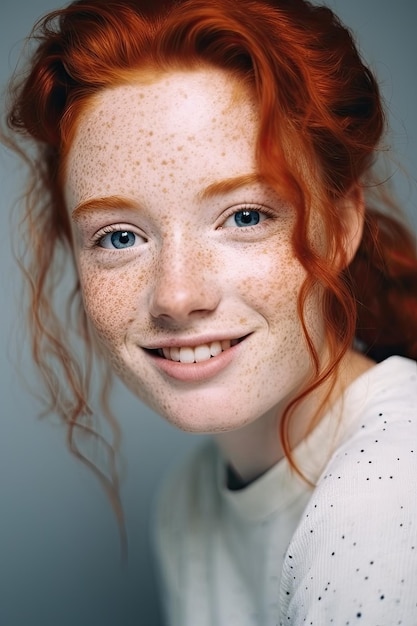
[64,69,368,477]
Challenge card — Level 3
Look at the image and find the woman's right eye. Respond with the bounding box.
[97,230,143,249]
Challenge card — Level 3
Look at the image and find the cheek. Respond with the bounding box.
[235,240,305,313]
[235,241,325,352]
[77,261,142,342]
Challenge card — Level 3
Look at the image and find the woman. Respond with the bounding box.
[4,0,417,623]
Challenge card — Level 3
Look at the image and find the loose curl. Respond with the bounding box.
[4,0,417,510]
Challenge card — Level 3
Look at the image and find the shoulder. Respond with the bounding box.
[329,356,417,492]
[280,357,417,623]
[326,356,417,487]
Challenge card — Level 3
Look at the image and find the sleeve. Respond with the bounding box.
[279,411,417,625]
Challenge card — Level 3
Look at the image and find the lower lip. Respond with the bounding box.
[145,339,245,383]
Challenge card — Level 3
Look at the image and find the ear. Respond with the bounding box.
[337,184,365,269]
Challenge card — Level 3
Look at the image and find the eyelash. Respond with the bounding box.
[89,204,274,249]
[220,204,275,229]
[90,223,144,249]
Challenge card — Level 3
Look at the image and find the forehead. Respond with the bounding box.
[64,68,260,211]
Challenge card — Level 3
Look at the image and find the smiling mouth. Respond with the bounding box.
[149,338,243,364]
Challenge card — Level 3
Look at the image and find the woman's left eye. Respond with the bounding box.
[223,209,267,228]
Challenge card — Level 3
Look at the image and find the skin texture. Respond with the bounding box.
[65,68,372,483]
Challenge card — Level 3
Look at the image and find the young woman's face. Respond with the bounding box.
[65,68,326,433]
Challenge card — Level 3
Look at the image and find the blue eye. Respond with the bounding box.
[233,210,261,227]
[222,208,268,229]
[100,230,137,249]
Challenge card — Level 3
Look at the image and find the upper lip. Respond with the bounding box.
[141,332,250,350]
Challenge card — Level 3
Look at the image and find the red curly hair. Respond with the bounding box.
[4,0,417,513]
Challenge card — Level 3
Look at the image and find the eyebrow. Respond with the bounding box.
[71,196,138,220]
[198,173,265,200]
[71,173,265,219]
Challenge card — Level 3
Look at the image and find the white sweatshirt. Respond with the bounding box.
[154,357,417,625]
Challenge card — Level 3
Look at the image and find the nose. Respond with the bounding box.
[149,238,221,324]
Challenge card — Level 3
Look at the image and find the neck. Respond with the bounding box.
[214,406,284,488]
[214,349,375,488]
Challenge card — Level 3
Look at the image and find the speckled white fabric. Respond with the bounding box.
[154,357,417,625]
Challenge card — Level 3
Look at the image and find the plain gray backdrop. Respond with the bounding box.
[1,1,416,625]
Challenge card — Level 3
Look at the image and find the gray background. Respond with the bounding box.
[1,1,416,625]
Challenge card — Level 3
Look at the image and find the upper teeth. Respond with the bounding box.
[160,339,234,363]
